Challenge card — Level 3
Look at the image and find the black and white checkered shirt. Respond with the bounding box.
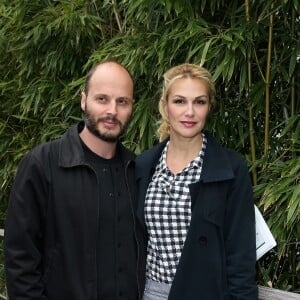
[144,133,207,284]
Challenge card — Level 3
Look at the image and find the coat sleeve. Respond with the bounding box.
[224,154,258,299]
[4,151,48,300]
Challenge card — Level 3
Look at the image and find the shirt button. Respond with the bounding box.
[109,192,114,197]
[102,167,108,172]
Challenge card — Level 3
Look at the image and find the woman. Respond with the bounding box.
[136,63,257,299]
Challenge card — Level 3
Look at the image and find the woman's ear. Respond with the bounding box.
[162,99,168,117]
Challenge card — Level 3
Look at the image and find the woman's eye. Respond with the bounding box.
[195,99,208,105]
[173,98,185,104]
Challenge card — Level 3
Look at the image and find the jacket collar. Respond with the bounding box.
[136,131,234,183]
[58,122,135,168]
[201,131,234,182]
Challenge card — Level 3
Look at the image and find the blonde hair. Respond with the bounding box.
[158,63,216,141]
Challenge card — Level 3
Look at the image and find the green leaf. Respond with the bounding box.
[200,39,213,66]
[288,47,297,77]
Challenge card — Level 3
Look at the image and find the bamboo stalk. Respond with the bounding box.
[264,3,274,155]
[92,0,105,39]
[111,0,123,33]
[290,9,295,117]
[245,0,257,185]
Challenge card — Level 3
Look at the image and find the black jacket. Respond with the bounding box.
[136,132,258,300]
[4,122,146,300]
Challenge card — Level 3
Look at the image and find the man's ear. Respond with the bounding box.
[81,92,86,112]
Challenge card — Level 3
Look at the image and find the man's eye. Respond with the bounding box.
[117,98,129,105]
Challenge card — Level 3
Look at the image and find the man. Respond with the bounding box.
[4,61,146,299]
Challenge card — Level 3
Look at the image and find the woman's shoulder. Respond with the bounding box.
[205,131,249,171]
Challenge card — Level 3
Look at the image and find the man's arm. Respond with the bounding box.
[4,152,48,299]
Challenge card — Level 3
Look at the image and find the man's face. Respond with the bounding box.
[81,63,134,143]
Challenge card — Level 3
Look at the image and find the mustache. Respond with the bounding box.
[97,116,122,126]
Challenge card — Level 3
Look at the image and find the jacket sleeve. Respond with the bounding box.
[224,154,258,299]
[4,151,48,300]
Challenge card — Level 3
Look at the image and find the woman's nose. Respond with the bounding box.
[185,103,194,116]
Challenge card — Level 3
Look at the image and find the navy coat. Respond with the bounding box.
[136,132,258,300]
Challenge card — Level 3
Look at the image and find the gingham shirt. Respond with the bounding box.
[144,133,207,284]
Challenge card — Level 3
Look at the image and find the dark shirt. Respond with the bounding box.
[82,141,137,300]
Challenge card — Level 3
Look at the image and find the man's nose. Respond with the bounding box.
[107,100,117,115]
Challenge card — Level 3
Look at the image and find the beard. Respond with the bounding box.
[83,106,131,143]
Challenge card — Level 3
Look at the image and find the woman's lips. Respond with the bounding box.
[181,121,197,127]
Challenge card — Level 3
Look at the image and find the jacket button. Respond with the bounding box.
[199,236,207,245]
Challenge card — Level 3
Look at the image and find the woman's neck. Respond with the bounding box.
[166,134,203,175]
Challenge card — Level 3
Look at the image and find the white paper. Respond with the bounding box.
[255,205,277,260]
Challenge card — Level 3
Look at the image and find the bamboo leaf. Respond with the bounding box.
[200,39,212,66]
[288,47,297,77]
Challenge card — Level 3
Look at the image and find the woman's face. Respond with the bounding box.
[163,77,210,140]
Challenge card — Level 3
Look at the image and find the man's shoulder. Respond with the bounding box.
[29,124,77,160]
[29,137,60,158]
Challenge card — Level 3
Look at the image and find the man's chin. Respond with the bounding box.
[85,125,119,143]
[95,131,120,143]
[99,135,119,143]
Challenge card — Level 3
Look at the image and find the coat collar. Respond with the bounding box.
[136,131,234,183]
[201,131,234,182]
[58,122,135,168]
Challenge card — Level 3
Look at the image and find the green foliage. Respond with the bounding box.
[0,0,299,295]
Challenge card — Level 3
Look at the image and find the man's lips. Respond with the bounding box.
[99,117,121,129]
[102,121,118,129]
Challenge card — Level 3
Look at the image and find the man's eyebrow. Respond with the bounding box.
[117,96,134,101]
[94,93,107,97]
